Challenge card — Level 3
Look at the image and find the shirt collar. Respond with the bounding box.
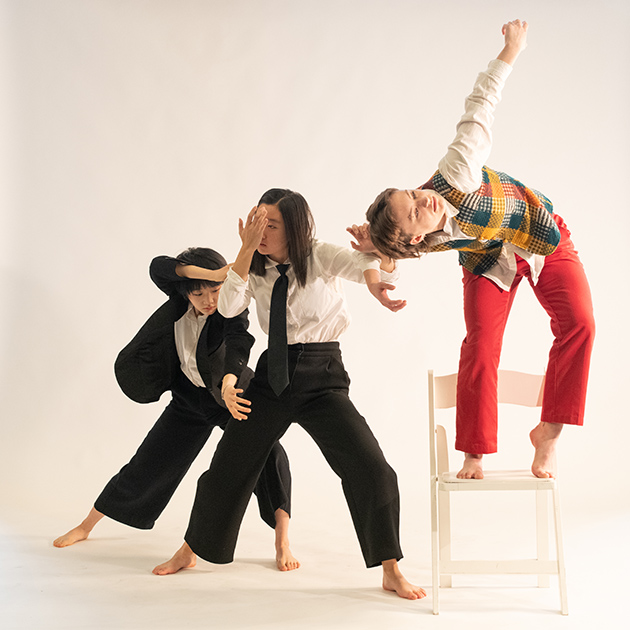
[184,302,210,323]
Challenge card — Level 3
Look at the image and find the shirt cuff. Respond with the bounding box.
[487,58,513,80]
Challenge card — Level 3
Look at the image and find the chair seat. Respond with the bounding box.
[439,469,556,491]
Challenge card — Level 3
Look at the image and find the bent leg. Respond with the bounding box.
[531,218,595,426]
[95,385,219,529]
[252,441,292,529]
[184,382,292,564]
[296,365,423,598]
[528,217,595,477]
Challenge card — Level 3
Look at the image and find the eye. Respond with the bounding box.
[411,191,416,199]
[415,209,419,218]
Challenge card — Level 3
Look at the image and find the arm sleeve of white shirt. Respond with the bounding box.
[217,268,252,318]
[315,241,399,284]
[437,59,513,193]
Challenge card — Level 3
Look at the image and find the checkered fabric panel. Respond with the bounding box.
[424,167,561,275]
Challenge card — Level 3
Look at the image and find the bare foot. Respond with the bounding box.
[382,559,426,600]
[152,543,197,575]
[530,422,562,478]
[456,453,484,479]
[276,544,300,571]
[53,525,91,548]
[53,508,104,548]
[273,508,299,571]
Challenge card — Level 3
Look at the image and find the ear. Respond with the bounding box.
[409,234,424,245]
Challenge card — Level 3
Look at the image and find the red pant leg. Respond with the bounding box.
[455,270,522,454]
[455,214,595,454]
[529,215,595,425]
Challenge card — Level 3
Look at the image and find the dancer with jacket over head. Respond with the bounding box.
[54,247,298,572]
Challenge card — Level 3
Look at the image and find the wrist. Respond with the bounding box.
[221,374,238,399]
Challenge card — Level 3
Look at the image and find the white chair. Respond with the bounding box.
[428,369,568,615]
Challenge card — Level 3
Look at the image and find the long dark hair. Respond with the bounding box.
[250,188,315,287]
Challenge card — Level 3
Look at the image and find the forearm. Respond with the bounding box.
[497,43,523,66]
[223,311,255,376]
[363,268,380,286]
[175,263,218,281]
[221,373,238,397]
[378,255,396,274]
[230,243,256,282]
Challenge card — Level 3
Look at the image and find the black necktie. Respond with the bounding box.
[268,264,290,396]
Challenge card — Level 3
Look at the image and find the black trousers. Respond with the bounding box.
[185,343,402,568]
[94,372,291,530]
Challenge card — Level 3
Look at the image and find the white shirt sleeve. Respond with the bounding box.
[437,59,513,193]
[217,268,253,318]
[314,241,400,284]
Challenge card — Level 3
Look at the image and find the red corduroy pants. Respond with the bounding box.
[455,215,595,454]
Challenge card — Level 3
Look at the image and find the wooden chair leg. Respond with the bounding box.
[536,489,550,588]
[552,485,569,615]
[430,479,439,614]
[438,488,452,588]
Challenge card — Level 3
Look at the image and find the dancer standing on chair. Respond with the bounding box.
[54,247,298,572]
[354,20,594,480]
[154,189,426,601]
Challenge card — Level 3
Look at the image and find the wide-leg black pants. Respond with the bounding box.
[185,343,402,568]
[94,372,291,530]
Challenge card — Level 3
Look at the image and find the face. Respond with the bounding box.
[389,189,447,244]
[257,203,288,263]
[187,284,222,317]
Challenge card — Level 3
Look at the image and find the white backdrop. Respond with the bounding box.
[1,0,629,558]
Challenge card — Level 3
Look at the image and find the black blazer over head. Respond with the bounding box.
[114,256,254,407]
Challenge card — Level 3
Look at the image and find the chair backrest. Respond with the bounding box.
[428,370,545,478]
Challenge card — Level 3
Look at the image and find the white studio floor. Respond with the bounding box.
[2,500,628,630]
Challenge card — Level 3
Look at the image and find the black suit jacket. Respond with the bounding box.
[114,256,254,407]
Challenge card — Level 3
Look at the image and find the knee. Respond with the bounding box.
[369,458,399,493]
[566,306,596,347]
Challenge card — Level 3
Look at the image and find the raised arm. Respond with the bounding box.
[438,19,528,193]
[217,207,267,319]
[231,206,268,281]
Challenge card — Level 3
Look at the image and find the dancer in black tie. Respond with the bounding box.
[154,189,426,600]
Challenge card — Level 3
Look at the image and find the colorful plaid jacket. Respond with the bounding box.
[422,167,561,276]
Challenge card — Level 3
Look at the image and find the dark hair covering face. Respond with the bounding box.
[250,188,315,288]
[175,247,227,298]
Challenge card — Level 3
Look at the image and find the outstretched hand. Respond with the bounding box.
[367,281,407,313]
[347,223,378,254]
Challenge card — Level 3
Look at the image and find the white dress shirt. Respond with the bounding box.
[424,59,545,291]
[174,304,209,387]
[218,240,398,344]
